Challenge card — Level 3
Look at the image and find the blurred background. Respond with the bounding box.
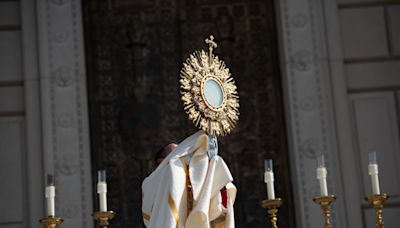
[0,0,400,227]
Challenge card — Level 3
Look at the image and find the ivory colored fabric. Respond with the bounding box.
[141,131,236,228]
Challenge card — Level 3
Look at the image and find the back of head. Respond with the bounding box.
[155,143,178,166]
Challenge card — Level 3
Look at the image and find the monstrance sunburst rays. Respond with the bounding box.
[180,35,239,136]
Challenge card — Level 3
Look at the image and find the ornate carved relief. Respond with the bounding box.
[53,67,74,88]
[276,0,345,227]
[291,14,308,29]
[309,185,321,199]
[54,31,69,44]
[291,50,314,71]
[299,138,323,158]
[38,0,94,227]
[57,114,74,128]
[57,154,79,175]
[300,97,317,112]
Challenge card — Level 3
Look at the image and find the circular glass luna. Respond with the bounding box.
[203,78,224,108]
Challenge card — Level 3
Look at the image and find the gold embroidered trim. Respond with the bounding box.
[179,157,189,176]
[179,157,193,214]
[142,212,150,221]
[168,194,179,227]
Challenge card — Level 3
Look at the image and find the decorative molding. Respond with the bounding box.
[299,138,323,158]
[53,67,74,88]
[57,154,79,175]
[21,0,46,226]
[291,50,314,72]
[36,0,93,226]
[51,0,69,6]
[54,31,69,44]
[276,0,347,227]
[62,204,79,218]
[57,113,74,128]
[299,97,317,112]
[291,14,308,29]
[308,185,320,199]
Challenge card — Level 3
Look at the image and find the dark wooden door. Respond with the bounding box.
[83,0,295,227]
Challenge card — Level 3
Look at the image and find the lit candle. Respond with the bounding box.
[264,159,275,199]
[368,151,380,195]
[316,155,328,196]
[45,174,56,217]
[97,170,107,212]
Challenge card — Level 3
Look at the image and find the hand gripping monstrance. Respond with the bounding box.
[180,35,240,158]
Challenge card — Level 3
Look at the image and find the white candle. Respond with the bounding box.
[264,159,275,199]
[368,151,380,195]
[316,155,328,196]
[45,174,55,217]
[97,170,107,212]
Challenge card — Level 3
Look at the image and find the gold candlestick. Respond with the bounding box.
[39,216,63,228]
[313,195,336,228]
[92,211,116,228]
[366,193,388,228]
[260,198,283,228]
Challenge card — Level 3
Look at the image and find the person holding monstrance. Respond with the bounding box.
[141,36,240,228]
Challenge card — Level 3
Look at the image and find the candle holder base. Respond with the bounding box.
[260,198,283,228]
[313,195,336,228]
[366,193,388,228]
[39,216,63,228]
[92,211,116,228]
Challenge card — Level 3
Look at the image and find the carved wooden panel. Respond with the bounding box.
[83,0,295,227]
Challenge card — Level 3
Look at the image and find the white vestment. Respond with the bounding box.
[142,131,236,228]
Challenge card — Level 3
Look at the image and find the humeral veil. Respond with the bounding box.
[141,131,236,228]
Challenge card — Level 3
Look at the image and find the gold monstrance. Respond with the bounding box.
[180,35,239,136]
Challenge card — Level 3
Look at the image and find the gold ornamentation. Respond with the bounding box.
[313,195,336,228]
[39,216,63,228]
[260,198,283,228]
[366,193,388,228]
[179,157,193,215]
[168,193,179,228]
[180,35,239,136]
[142,212,150,221]
[92,211,116,228]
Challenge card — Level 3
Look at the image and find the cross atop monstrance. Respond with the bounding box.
[205,35,218,54]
